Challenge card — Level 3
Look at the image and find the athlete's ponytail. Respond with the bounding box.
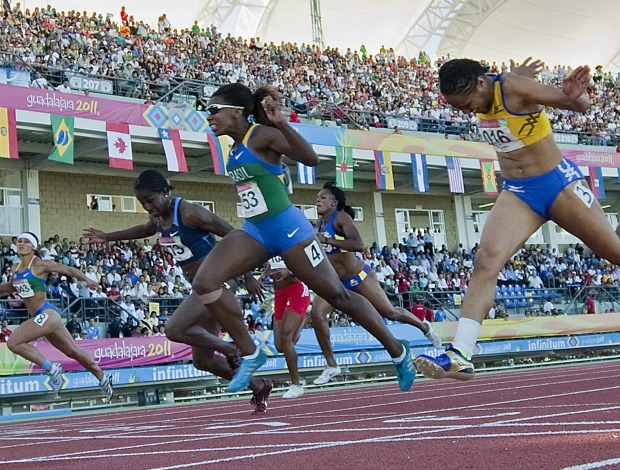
[323,181,347,211]
[252,86,280,127]
[211,83,279,127]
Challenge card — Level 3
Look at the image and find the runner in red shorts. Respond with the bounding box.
[264,256,311,398]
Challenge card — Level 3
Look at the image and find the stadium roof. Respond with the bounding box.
[30,0,620,71]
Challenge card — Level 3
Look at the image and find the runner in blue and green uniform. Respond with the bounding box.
[192,83,416,393]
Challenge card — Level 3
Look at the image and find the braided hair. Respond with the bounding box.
[134,170,173,194]
[439,59,488,96]
[211,83,278,127]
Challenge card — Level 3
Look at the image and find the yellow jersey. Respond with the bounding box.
[476,75,552,153]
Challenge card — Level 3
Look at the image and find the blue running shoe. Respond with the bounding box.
[227,350,267,392]
[393,340,416,392]
[415,347,475,381]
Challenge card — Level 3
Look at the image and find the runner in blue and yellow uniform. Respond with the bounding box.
[0,232,113,400]
[84,170,273,414]
[193,83,416,393]
[311,182,442,386]
[414,58,620,382]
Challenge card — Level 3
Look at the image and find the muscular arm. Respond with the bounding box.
[326,212,366,253]
[504,68,590,113]
[178,201,234,238]
[84,219,158,243]
[38,261,98,288]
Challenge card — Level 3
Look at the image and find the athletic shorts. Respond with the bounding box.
[242,205,316,255]
[33,301,59,316]
[341,265,372,291]
[273,281,310,321]
[502,157,585,219]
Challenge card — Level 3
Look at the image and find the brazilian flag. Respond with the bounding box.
[49,114,74,164]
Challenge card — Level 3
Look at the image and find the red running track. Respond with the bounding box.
[1,361,620,470]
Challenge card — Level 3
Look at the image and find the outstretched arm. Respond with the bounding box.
[510,57,544,79]
[83,219,158,243]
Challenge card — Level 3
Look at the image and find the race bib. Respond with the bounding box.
[269,256,287,270]
[479,120,524,153]
[159,236,194,262]
[13,279,35,298]
[237,181,268,218]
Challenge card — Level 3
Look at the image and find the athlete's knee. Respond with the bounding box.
[324,289,351,312]
[193,355,213,372]
[472,247,503,276]
[6,337,19,353]
[195,287,223,304]
[192,272,223,297]
[382,309,398,321]
[164,325,183,343]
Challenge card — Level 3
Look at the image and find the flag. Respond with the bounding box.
[159,128,187,173]
[480,160,498,195]
[445,156,465,193]
[335,146,354,189]
[374,150,394,190]
[410,153,429,192]
[297,162,315,185]
[207,132,228,175]
[106,122,133,170]
[0,107,18,159]
[49,114,74,164]
[589,167,605,199]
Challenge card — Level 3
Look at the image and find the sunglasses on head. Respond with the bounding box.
[206,104,244,116]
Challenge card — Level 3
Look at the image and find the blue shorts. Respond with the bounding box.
[33,301,59,316]
[502,158,584,219]
[242,205,316,256]
[341,265,372,291]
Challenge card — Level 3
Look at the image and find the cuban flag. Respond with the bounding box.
[410,153,429,192]
[106,122,133,170]
[445,156,465,193]
[297,162,315,185]
[159,128,188,173]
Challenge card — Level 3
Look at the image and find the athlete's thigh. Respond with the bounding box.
[550,180,620,261]
[281,309,304,337]
[166,292,209,331]
[477,190,544,267]
[194,230,272,286]
[354,272,395,316]
[280,237,348,301]
[310,295,333,318]
[9,310,62,345]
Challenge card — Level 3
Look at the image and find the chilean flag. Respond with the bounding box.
[159,128,188,173]
[106,122,133,170]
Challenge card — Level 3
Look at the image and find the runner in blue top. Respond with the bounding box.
[84,170,273,414]
[192,83,416,393]
[0,232,113,400]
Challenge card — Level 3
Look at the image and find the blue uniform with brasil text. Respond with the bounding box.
[227,124,315,255]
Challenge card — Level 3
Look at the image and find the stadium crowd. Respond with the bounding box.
[0,226,617,335]
[0,3,619,146]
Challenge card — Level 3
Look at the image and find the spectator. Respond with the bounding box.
[85,318,100,339]
[0,319,12,342]
[66,314,82,336]
[108,315,123,338]
[543,298,554,316]
[585,295,596,314]
[55,79,72,94]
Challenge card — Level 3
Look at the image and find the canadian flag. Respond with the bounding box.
[106,122,133,170]
[159,128,188,173]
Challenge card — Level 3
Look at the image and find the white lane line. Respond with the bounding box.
[560,457,620,470]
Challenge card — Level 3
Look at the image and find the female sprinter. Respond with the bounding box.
[312,182,442,385]
[83,170,272,414]
[192,83,416,393]
[415,59,617,382]
[2,232,113,400]
[262,256,310,398]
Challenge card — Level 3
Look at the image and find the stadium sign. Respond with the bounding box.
[387,117,418,132]
[553,133,579,144]
[66,73,113,94]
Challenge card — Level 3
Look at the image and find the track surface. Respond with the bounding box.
[1,362,620,470]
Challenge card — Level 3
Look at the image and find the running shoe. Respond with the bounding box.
[313,365,342,385]
[415,347,475,381]
[227,350,267,392]
[393,340,416,392]
[424,321,443,349]
[282,384,305,399]
[250,379,273,415]
[99,373,114,401]
[226,348,242,373]
[48,362,63,392]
